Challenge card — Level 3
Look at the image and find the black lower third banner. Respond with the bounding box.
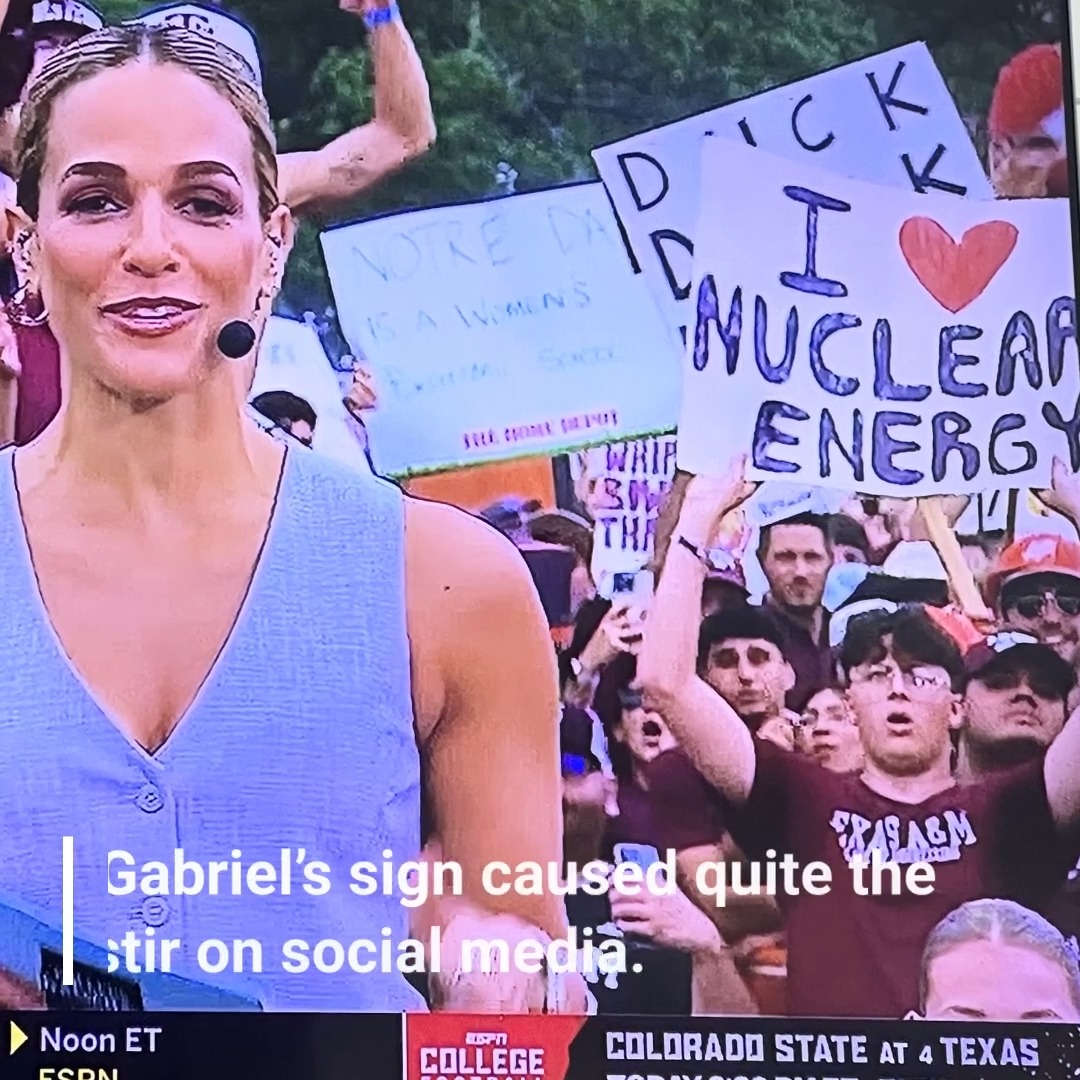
[0,1013,1078,1079]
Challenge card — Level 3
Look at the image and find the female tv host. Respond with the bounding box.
[0,24,578,1012]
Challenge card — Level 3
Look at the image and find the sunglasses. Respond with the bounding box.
[618,688,645,710]
[1001,589,1080,620]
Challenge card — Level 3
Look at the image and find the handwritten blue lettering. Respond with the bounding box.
[874,319,930,401]
[693,275,741,373]
[753,401,808,473]
[810,314,860,396]
[1043,392,1080,471]
[931,412,978,482]
[872,412,922,486]
[779,186,851,298]
[996,311,1042,394]
[939,326,987,397]
[1047,297,1076,386]
[754,297,798,383]
[988,415,1036,476]
[819,407,864,481]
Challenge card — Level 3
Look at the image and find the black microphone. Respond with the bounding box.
[216,320,256,359]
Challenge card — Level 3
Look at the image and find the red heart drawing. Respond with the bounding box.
[898,217,1019,314]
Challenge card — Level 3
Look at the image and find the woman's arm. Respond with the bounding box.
[407,497,565,935]
[404,499,592,1017]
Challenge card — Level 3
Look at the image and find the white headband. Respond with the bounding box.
[32,0,104,32]
[130,4,262,86]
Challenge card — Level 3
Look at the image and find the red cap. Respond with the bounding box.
[988,43,1063,139]
[963,629,1076,699]
[924,606,985,653]
[985,534,1080,607]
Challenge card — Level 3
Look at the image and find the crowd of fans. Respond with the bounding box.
[478,470,1080,1021]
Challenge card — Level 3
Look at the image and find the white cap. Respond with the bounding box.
[880,540,948,582]
[829,598,899,650]
[1042,105,1066,143]
[130,4,262,86]
[32,0,104,33]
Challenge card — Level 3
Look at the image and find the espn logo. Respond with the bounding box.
[465,1032,508,1047]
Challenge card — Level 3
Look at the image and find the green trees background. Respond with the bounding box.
[97,0,1061,316]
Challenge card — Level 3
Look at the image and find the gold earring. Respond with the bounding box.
[6,285,48,327]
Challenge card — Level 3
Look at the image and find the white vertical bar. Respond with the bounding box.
[62,836,74,985]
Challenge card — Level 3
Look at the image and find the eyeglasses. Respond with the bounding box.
[1002,589,1080,620]
[850,665,952,691]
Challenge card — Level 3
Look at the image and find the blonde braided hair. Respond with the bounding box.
[15,23,279,221]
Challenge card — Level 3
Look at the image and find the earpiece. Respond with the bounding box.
[216,320,257,359]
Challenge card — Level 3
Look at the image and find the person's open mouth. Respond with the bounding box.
[885,711,915,735]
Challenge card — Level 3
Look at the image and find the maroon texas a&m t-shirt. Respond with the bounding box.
[729,741,1074,1019]
[605,749,727,857]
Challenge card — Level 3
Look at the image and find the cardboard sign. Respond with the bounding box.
[320,184,677,478]
[592,42,992,347]
[956,491,1010,535]
[678,137,1079,497]
[743,484,848,528]
[250,317,370,473]
[586,436,678,578]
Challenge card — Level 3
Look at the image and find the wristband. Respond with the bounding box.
[676,534,710,565]
[363,2,400,30]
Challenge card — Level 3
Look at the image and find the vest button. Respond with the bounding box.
[135,785,164,814]
[141,897,170,928]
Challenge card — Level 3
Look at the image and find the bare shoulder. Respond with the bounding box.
[403,495,533,598]
[403,495,546,744]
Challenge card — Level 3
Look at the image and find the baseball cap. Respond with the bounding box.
[963,629,1076,700]
[31,0,103,35]
[130,3,262,86]
[527,510,592,562]
[985,534,1080,608]
[478,497,540,539]
[823,560,872,614]
[560,704,603,776]
[829,596,897,650]
[702,546,749,596]
[835,541,951,617]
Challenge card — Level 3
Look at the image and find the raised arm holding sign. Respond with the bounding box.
[638,458,761,804]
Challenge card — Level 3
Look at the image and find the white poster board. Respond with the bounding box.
[320,184,678,478]
[593,41,992,347]
[250,316,370,473]
[584,436,678,578]
[678,136,1078,498]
